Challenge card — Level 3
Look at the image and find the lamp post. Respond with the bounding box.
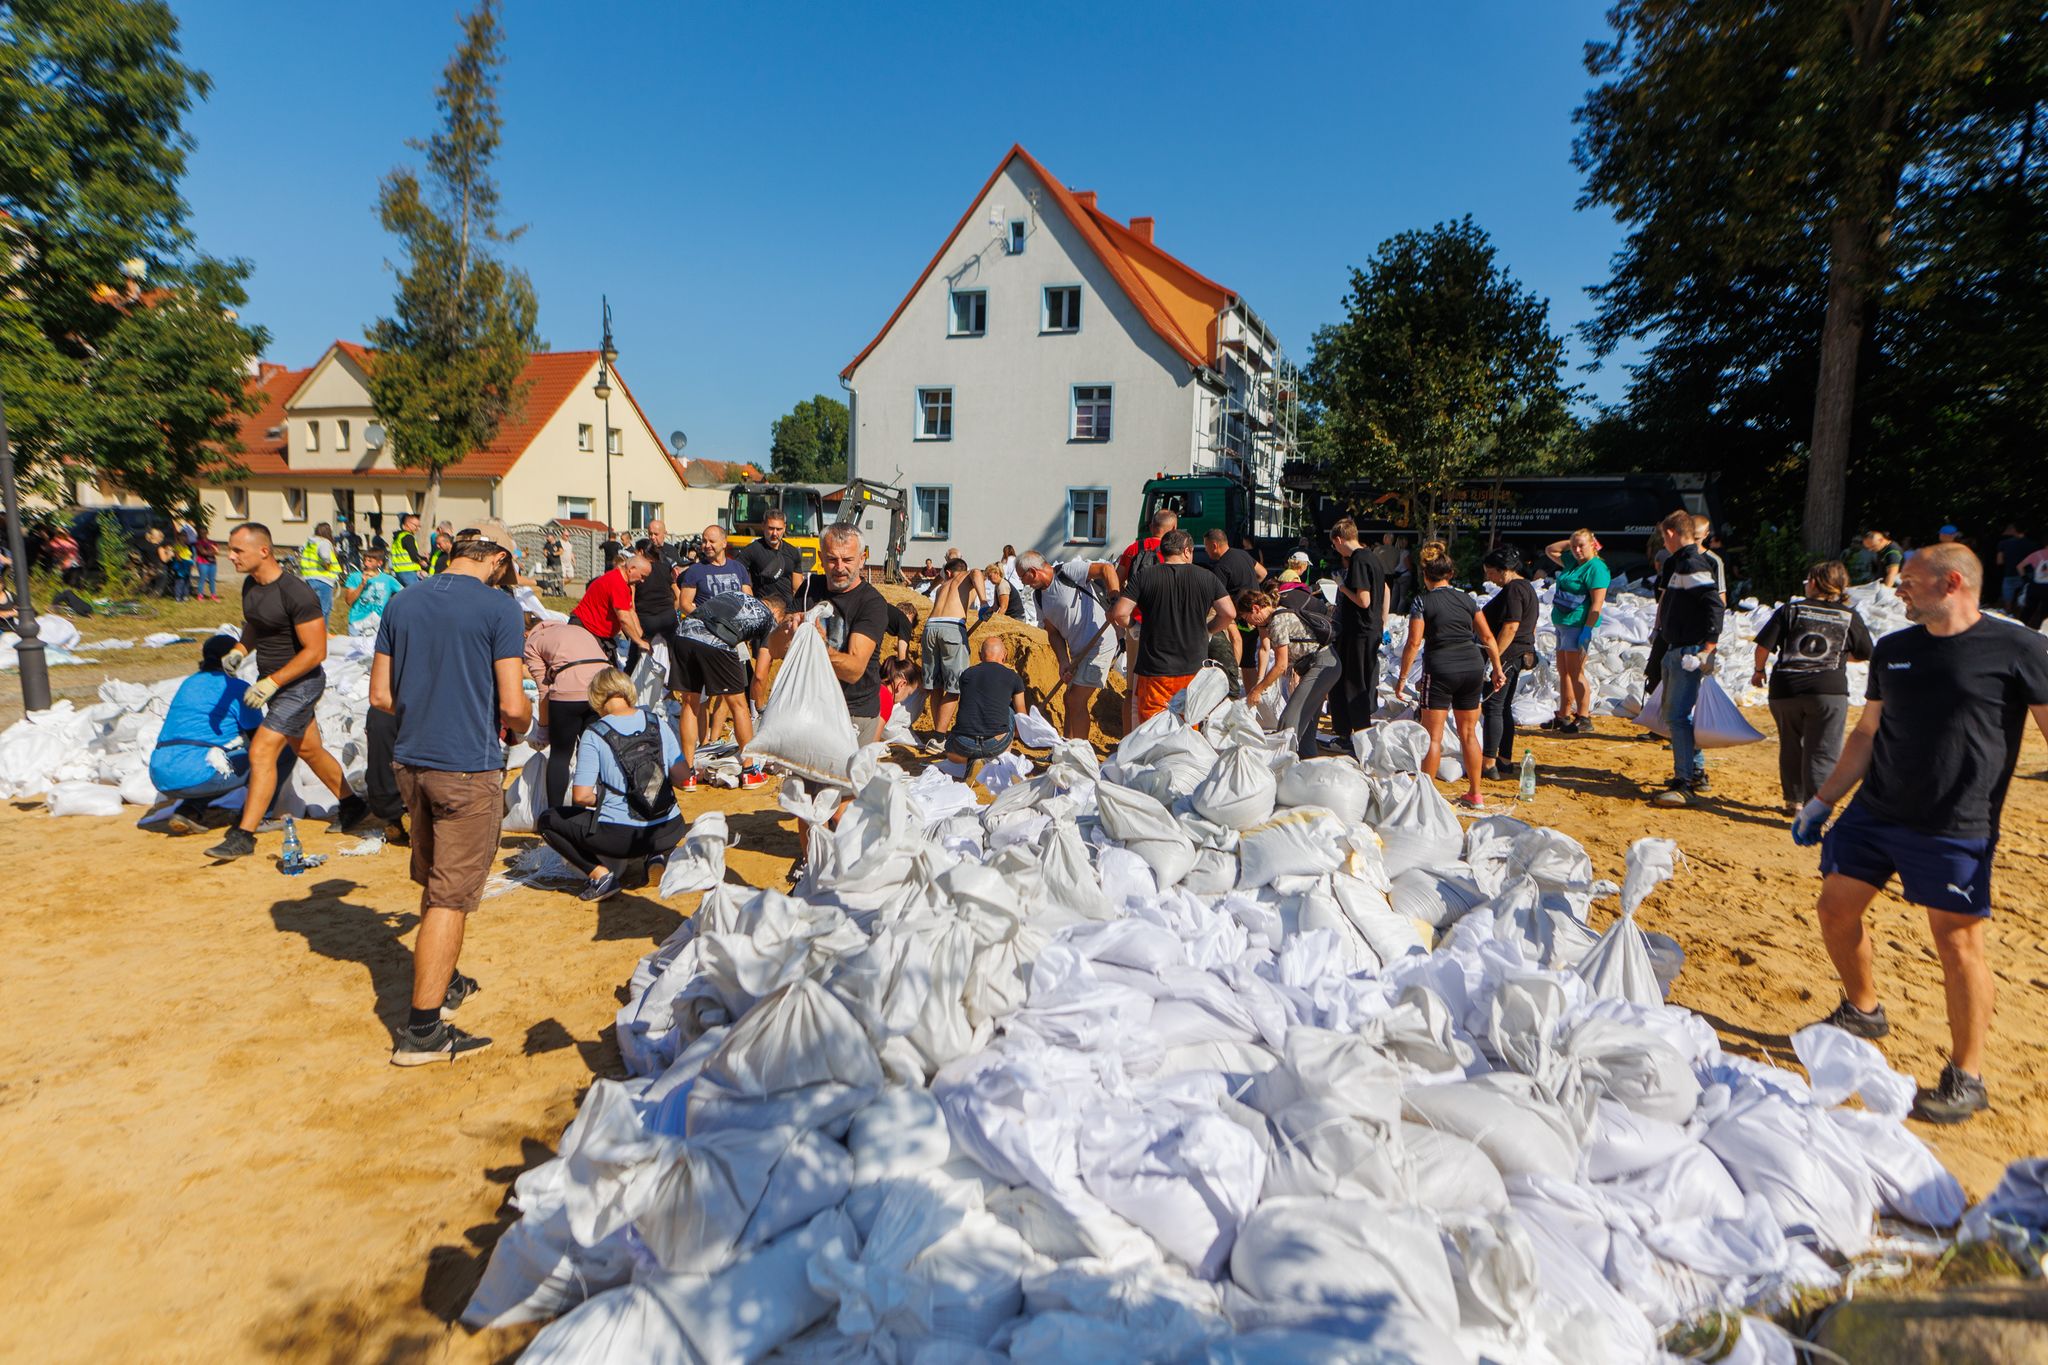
[0,384,51,712]
[593,296,617,532]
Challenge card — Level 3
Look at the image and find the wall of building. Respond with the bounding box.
[196,480,496,543]
[847,158,1203,564]
[493,363,692,531]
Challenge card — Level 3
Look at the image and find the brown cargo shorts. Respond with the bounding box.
[394,764,504,912]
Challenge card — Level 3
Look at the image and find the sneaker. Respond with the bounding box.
[206,826,257,859]
[330,794,376,835]
[1479,762,1503,781]
[439,971,479,1019]
[1912,1062,1989,1125]
[679,769,698,795]
[578,870,621,903]
[1817,998,1890,1040]
[1690,772,1713,795]
[922,735,948,755]
[391,1020,494,1066]
[1650,781,1690,808]
[255,815,290,834]
[740,766,768,789]
[165,799,211,836]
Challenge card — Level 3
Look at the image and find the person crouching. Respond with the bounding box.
[148,634,298,835]
[536,668,689,902]
[945,636,1027,777]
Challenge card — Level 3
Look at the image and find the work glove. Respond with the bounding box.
[245,675,280,708]
[204,746,233,776]
[1680,652,1702,672]
[1791,798,1833,847]
[223,646,248,674]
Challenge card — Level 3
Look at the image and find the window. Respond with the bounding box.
[303,420,319,452]
[629,500,662,529]
[335,419,351,451]
[407,491,423,514]
[1066,488,1109,545]
[1007,219,1026,255]
[1072,385,1113,441]
[949,289,986,337]
[912,485,951,540]
[283,488,308,522]
[558,496,592,520]
[607,427,622,455]
[1044,286,1081,333]
[577,423,594,452]
[227,486,248,519]
[916,387,952,440]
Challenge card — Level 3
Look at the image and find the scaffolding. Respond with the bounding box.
[1199,301,1301,538]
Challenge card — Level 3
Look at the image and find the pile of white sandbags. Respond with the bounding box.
[472,702,1966,1362]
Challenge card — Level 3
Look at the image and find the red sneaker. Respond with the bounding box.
[740,767,768,789]
[679,769,699,794]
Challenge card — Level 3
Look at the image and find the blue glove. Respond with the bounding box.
[1791,798,1833,846]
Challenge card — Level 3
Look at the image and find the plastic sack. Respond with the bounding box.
[504,751,547,833]
[1230,1197,1460,1337]
[117,766,159,808]
[628,638,670,696]
[1274,757,1371,826]
[1095,781,1197,888]
[1237,808,1347,889]
[746,610,860,786]
[1171,666,1230,726]
[1372,773,1464,880]
[46,780,125,817]
[659,810,731,898]
[1189,746,1278,831]
[1636,676,1766,747]
[1014,707,1061,750]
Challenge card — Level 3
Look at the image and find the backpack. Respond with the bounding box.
[594,710,676,820]
[1279,586,1336,645]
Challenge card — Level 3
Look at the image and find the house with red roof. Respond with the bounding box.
[839,145,1295,563]
[198,340,719,541]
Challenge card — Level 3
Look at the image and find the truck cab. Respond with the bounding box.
[1138,475,1248,547]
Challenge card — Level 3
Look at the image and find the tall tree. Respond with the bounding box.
[0,0,264,512]
[768,394,849,483]
[1303,218,1579,537]
[366,0,538,531]
[1576,0,2040,553]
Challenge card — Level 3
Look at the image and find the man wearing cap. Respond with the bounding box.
[1277,550,1312,584]
[371,522,531,1065]
[149,635,299,836]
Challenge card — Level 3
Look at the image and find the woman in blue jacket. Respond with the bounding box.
[148,635,296,835]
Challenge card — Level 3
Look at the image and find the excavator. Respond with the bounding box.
[725,478,909,581]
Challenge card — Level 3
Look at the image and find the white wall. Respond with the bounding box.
[497,361,694,530]
[847,158,1202,565]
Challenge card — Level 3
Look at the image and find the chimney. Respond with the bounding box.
[1072,190,1097,211]
[1129,216,1155,243]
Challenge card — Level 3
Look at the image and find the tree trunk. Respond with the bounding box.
[1803,213,1868,555]
[421,468,441,542]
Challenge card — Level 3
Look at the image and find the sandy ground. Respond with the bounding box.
[3,607,2046,1362]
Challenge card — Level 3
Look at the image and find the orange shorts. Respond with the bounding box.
[1133,673,1196,723]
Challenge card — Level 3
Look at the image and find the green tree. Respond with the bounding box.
[768,394,849,483]
[366,0,538,531]
[1575,0,2043,553]
[1303,218,1579,538]
[0,0,264,511]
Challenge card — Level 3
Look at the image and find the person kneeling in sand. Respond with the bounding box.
[535,668,690,903]
[945,636,1026,779]
[149,635,299,835]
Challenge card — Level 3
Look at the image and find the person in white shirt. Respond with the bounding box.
[1015,550,1121,740]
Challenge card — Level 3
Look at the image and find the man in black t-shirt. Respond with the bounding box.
[1328,518,1388,740]
[1107,529,1234,723]
[946,636,1026,766]
[738,509,805,608]
[783,524,891,743]
[1995,523,2036,613]
[1200,528,1262,673]
[1792,545,2048,1124]
[624,519,684,678]
[205,523,368,859]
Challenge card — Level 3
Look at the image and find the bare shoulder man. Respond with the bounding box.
[920,557,986,740]
[1017,549,1120,741]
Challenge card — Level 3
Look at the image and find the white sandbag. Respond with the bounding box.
[504,750,547,833]
[1400,1075,1580,1182]
[1790,1023,1914,1119]
[1389,865,1488,931]
[1189,745,1278,831]
[1014,707,1061,750]
[1828,1108,1965,1229]
[1078,1095,1266,1279]
[1095,781,1197,887]
[117,766,159,807]
[461,1162,636,1328]
[46,780,125,817]
[1354,719,1430,776]
[1274,757,1371,826]
[1702,1091,1877,1257]
[746,611,860,786]
[1171,665,1230,726]
[515,584,569,623]
[629,638,670,696]
[659,811,732,898]
[1577,838,1684,1006]
[1636,675,1766,747]
[848,1087,955,1186]
[1372,773,1464,880]
[1236,808,1347,890]
[687,978,885,1135]
[1230,1197,1460,1337]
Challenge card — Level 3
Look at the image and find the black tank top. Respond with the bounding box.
[1418,585,1484,673]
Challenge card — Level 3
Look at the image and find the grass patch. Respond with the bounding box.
[1873,1239,2029,1295]
[1663,1313,1742,1360]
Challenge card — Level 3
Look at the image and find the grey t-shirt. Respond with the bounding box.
[375,574,525,772]
[1038,559,1110,652]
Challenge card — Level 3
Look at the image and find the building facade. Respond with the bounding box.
[199,341,700,544]
[841,145,1296,565]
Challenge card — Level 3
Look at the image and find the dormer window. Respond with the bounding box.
[304,420,319,451]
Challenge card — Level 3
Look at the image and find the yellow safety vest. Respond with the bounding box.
[298,537,339,584]
[388,530,422,574]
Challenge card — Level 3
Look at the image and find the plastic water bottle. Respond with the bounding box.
[281,816,304,874]
[1519,751,1537,802]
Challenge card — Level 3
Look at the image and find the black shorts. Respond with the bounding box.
[1420,667,1484,712]
[670,636,748,696]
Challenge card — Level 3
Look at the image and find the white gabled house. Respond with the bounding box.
[840,144,1295,565]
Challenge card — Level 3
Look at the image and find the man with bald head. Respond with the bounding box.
[946,634,1026,770]
[679,523,752,614]
[626,519,682,676]
[1793,542,2048,1125]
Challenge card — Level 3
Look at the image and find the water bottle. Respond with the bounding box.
[281,816,304,874]
[1519,751,1537,802]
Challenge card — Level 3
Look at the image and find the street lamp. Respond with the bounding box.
[593,296,616,532]
[0,383,51,712]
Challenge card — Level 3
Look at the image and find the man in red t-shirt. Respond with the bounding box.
[571,552,652,663]
[1117,507,1177,583]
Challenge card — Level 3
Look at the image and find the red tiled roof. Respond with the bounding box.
[841,144,1236,380]
[681,457,765,486]
[219,364,309,475]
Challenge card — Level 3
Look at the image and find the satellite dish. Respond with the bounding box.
[364,423,386,449]
[669,430,688,454]
[988,204,1005,227]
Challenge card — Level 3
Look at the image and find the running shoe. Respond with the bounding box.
[391,1021,494,1066]
[1650,780,1691,808]
[1912,1062,1988,1125]
[1816,998,1890,1040]
[439,971,479,1019]
[679,769,699,795]
[165,799,211,836]
[206,826,257,859]
[578,870,621,902]
[328,794,371,833]
[740,766,768,789]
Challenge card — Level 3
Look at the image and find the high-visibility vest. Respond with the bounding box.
[389,530,422,574]
[298,537,339,583]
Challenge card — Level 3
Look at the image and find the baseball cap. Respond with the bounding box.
[1288,550,1312,565]
[1939,524,1959,535]
[461,520,519,554]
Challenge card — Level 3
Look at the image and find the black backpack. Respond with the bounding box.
[595,711,676,819]
[1279,587,1336,645]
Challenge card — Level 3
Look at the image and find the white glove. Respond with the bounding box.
[1680,652,1702,672]
[223,646,248,674]
[204,746,233,776]
[245,676,280,708]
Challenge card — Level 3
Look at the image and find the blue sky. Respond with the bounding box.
[173,0,1633,464]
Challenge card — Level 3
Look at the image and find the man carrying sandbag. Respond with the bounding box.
[1792,544,2048,1124]
[1016,549,1120,742]
[571,550,654,668]
[786,523,891,745]
[371,522,530,1065]
[1107,528,1235,723]
[1649,510,1726,808]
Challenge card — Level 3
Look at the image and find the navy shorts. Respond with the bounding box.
[1821,800,1994,918]
[260,672,325,740]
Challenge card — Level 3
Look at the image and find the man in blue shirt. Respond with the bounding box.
[149,635,298,835]
[677,524,753,614]
[342,546,403,639]
[370,521,530,1066]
